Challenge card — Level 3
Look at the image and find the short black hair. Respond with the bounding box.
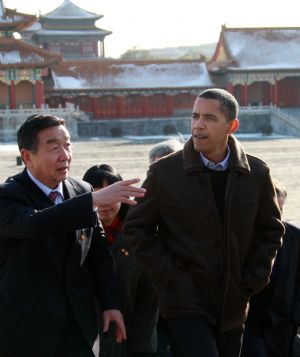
[198,88,239,122]
[83,164,129,220]
[17,115,65,153]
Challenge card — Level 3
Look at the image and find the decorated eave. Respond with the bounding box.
[47,59,213,95]
[0,37,62,69]
[41,0,102,21]
[0,8,36,32]
[209,25,300,73]
[34,28,112,40]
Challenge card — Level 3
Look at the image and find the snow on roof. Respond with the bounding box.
[0,38,61,68]
[0,50,44,65]
[224,28,300,70]
[43,0,101,20]
[0,13,25,23]
[22,21,42,32]
[52,62,213,90]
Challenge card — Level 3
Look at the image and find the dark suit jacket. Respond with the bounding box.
[269,222,300,325]
[0,169,119,357]
[243,222,300,356]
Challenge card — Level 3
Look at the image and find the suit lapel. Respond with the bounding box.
[16,169,53,209]
[63,179,76,200]
[63,179,83,246]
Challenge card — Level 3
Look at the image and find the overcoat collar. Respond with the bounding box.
[183,135,251,175]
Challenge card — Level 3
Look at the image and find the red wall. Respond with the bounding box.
[277,77,300,107]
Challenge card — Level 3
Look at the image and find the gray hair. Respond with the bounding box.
[149,137,184,164]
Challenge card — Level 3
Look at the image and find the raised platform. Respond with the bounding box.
[0,104,85,142]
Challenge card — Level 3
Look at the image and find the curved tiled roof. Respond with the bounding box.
[0,38,61,68]
[0,8,36,31]
[211,26,300,71]
[42,0,102,20]
[51,60,213,90]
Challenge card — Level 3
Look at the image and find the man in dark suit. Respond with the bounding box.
[0,114,145,357]
[241,180,300,357]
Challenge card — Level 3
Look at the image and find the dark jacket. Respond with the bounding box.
[242,222,300,357]
[99,229,158,357]
[0,169,119,357]
[269,222,300,325]
[124,135,284,331]
[242,222,300,356]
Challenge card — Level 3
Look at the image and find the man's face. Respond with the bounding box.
[191,97,239,163]
[21,125,72,188]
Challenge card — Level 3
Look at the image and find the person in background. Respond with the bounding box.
[149,138,184,165]
[241,179,300,357]
[148,138,184,357]
[124,88,284,357]
[83,164,158,357]
[0,114,146,357]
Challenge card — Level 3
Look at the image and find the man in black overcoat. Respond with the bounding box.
[0,114,145,357]
[242,180,300,357]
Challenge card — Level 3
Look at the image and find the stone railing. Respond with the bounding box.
[269,106,300,133]
[0,103,87,142]
[239,105,273,114]
[240,105,300,135]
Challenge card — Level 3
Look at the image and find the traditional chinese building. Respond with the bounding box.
[0,1,61,109]
[46,59,213,119]
[209,25,300,107]
[31,0,111,59]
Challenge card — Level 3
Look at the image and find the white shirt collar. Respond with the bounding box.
[27,169,64,198]
[200,145,231,171]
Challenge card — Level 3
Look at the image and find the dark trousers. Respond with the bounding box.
[156,315,176,357]
[241,320,297,357]
[241,322,268,357]
[165,317,244,357]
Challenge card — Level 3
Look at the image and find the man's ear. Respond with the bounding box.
[228,118,239,134]
[20,149,32,168]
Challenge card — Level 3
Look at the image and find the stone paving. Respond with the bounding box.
[0,136,299,225]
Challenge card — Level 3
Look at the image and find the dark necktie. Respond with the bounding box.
[48,191,59,204]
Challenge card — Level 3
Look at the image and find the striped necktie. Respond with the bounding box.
[48,191,59,204]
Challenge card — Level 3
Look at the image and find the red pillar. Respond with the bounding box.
[273,81,278,106]
[242,84,248,106]
[227,83,234,94]
[9,80,16,109]
[269,84,273,105]
[117,95,125,118]
[142,95,150,117]
[166,95,174,116]
[35,80,44,108]
[91,97,97,119]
